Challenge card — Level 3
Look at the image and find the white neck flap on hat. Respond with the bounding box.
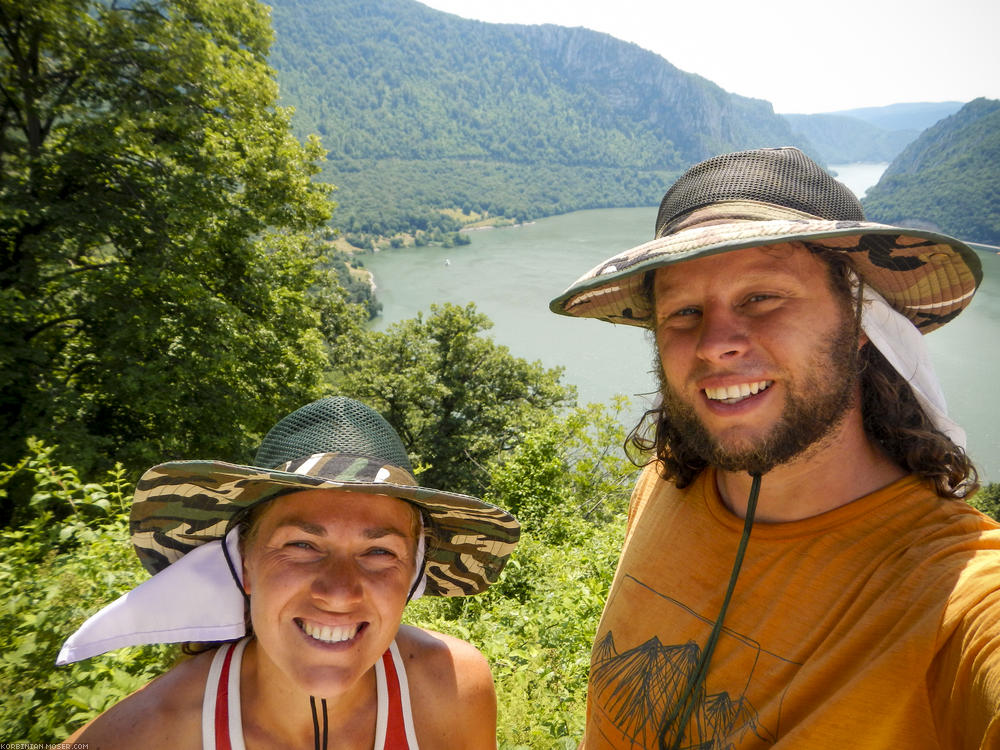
[58,524,428,665]
[859,283,966,448]
[57,528,247,664]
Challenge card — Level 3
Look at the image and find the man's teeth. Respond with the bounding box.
[704,381,772,404]
[300,621,359,643]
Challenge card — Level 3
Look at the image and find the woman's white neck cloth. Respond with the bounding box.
[57,524,427,664]
[860,284,966,448]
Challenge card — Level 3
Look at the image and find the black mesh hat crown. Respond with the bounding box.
[253,396,412,473]
[655,147,864,237]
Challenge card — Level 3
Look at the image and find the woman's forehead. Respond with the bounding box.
[254,488,420,538]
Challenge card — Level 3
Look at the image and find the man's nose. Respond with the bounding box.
[695,307,749,362]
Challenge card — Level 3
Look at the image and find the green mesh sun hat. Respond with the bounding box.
[130,397,520,597]
[550,147,982,334]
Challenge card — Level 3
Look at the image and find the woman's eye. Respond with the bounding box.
[285,540,316,551]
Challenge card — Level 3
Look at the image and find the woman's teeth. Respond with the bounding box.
[300,620,359,643]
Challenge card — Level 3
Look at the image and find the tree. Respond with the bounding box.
[969,483,1000,522]
[331,302,575,494]
[0,0,358,510]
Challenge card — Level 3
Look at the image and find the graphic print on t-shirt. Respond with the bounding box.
[591,575,800,748]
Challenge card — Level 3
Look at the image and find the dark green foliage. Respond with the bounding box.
[328,158,678,237]
[330,302,575,494]
[0,442,176,740]
[406,400,640,747]
[326,250,382,318]
[862,98,1000,244]
[265,0,810,236]
[2,403,639,748]
[0,0,361,504]
[968,483,1000,521]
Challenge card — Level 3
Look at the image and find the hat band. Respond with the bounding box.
[276,452,419,487]
[659,200,825,237]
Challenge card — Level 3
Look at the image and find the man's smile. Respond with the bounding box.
[703,380,773,405]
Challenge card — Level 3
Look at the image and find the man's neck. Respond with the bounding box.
[714,410,907,523]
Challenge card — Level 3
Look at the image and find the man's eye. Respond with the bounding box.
[747,294,773,303]
[671,306,700,318]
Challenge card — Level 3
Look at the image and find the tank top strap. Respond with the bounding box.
[374,639,420,749]
[202,638,249,750]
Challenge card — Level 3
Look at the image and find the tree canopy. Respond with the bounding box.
[0,0,358,514]
[331,302,575,494]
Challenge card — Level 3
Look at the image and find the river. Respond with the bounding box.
[365,164,999,483]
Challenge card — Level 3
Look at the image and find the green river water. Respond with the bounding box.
[365,172,999,483]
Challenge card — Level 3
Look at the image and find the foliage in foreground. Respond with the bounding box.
[0,401,638,747]
[405,398,640,747]
[0,442,176,740]
[7,404,994,745]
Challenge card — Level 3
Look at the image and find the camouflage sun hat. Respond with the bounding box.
[130,397,520,597]
[549,147,982,334]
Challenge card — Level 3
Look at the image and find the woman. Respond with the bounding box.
[60,396,520,749]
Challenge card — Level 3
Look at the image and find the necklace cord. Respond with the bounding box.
[660,472,762,750]
[309,695,329,750]
[311,696,320,750]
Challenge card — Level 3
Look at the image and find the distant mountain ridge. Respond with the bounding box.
[781,102,964,165]
[266,0,812,238]
[831,102,965,132]
[862,98,1000,245]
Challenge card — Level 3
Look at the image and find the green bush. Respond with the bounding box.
[2,400,639,746]
[405,400,639,748]
[969,483,1000,521]
[0,441,176,740]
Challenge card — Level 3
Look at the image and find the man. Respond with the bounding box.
[550,147,1000,749]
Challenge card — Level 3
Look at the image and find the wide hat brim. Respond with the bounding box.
[549,214,983,334]
[130,454,520,597]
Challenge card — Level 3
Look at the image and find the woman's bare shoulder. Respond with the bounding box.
[396,624,497,749]
[66,647,217,748]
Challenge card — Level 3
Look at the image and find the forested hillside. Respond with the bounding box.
[781,102,965,165]
[862,98,1000,245]
[266,0,811,241]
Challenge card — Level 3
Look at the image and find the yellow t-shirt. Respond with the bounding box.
[583,466,1000,749]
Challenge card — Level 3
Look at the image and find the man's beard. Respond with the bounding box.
[656,318,861,477]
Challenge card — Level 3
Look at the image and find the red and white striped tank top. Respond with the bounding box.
[202,638,419,749]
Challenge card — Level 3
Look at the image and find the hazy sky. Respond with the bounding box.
[418,0,998,114]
